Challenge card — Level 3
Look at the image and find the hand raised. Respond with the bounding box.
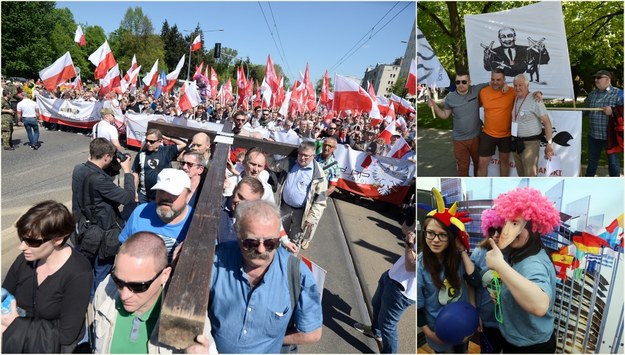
[485,238,504,270]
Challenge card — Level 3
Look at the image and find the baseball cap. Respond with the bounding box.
[593,70,612,80]
[151,168,191,196]
[100,108,114,116]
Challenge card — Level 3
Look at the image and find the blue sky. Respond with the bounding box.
[57,1,416,84]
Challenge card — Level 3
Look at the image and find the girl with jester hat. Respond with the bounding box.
[469,209,507,353]
[486,187,560,353]
[417,188,480,353]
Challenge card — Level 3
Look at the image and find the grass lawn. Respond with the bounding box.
[417,100,624,172]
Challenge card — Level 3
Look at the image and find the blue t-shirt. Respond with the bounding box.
[118,202,193,261]
[417,253,469,353]
[470,247,499,328]
[209,242,323,353]
[500,249,556,346]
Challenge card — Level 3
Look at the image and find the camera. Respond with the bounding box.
[115,150,129,162]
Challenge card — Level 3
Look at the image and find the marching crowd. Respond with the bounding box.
[1,78,417,354]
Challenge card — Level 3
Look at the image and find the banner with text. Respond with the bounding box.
[465,1,574,99]
[36,96,101,128]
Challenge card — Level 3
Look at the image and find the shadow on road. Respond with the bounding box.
[352,239,401,265]
[321,289,377,354]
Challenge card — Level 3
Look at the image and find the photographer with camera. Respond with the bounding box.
[71,138,135,300]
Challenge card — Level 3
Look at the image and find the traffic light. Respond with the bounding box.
[214,43,221,58]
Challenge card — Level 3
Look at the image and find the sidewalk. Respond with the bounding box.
[417,127,622,177]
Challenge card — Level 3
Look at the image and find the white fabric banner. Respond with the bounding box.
[36,96,99,124]
[464,1,574,99]
[471,110,582,177]
[125,113,224,147]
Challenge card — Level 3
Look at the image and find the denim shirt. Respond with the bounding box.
[470,247,499,328]
[209,242,322,353]
[417,253,469,353]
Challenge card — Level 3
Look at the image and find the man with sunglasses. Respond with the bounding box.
[428,71,491,176]
[93,231,217,353]
[231,110,252,137]
[180,151,206,207]
[119,169,193,262]
[189,200,321,354]
[584,70,623,177]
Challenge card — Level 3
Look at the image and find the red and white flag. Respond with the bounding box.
[333,74,373,112]
[390,93,415,115]
[121,65,141,93]
[39,52,76,92]
[367,81,376,100]
[260,77,272,108]
[209,67,219,99]
[99,64,121,96]
[88,40,116,80]
[387,136,412,159]
[377,119,397,144]
[320,70,330,105]
[179,81,201,111]
[142,59,159,89]
[219,79,234,106]
[191,34,202,52]
[164,55,185,92]
[275,75,285,107]
[303,64,316,112]
[194,62,204,78]
[237,65,248,109]
[265,54,279,92]
[72,75,83,91]
[300,255,327,300]
[74,25,86,47]
[406,58,417,96]
[278,90,291,117]
[122,54,138,83]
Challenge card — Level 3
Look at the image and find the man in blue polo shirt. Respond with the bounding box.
[187,200,322,353]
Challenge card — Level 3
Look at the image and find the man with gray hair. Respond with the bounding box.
[188,200,322,353]
[272,140,328,249]
[511,74,554,176]
[93,231,216,353]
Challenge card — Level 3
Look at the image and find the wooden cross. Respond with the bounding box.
[146,121,299,349]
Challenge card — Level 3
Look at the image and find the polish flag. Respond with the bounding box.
[320,70,330,105]
[74,25,86,46]
[260,77,272,108]
[265,54,279,92]
[367,81,376,100]
[88,40,116,80]
[333,74,372,112]
[367,81,381,122]
[121,65,141,93]
[406,58,417,96]
[390,93,415,115]
[237,66,248,109]
[387,136,412,159]
[194,62,204,78]
[300,255,327,300]
[278,90,292,117]
[122,55,138,83]
[99,64,121,96]
[164,55,185,92]
[72,75,83,91]
[377,119,397,144]
[39,52,76,92]
[209,67,219,99]
[179,81,201,111]
[303,63,316,111]
[219,79,233,105]
[275,75,285,107]
[191,34,202,52]
[375,95,390,116]
[253,80,262,108]
[142,59,159,90]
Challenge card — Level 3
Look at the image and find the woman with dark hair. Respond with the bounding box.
[417,188,480,353]
[1,201,92,353]
[486,187,560,353]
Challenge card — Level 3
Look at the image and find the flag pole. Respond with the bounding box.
[428,87,435,118]
[186,45,192,82]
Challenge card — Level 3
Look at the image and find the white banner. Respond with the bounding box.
[125,113,225,147]
[36,96,100,127]
[471,110,582,177]
[464,1,574,99]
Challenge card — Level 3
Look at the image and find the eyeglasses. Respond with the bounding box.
[298,152,314,159]
[328,127,337,130]
[240,237,281,250]
[488,227,502,237]
[110,267,166,293]
[455,80,468,85]
[18,235,51,248]
[146,139,161,144]
[423,230,449,242]
[181,161,200,168]
[234,118,246,123]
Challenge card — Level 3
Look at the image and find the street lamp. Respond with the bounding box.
[184,29,224,81]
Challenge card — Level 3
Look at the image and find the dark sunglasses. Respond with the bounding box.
[240,237,281,250]
[146,139,161,144]
[18,235,51,248]
[488,227,503,236]
[110,267,166,293]
[455,80,468,85]
[181,161,199,168]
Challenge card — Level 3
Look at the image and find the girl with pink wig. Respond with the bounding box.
[485,187,560,353]
[470,209,506,353]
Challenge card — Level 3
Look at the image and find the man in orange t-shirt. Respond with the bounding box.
[478,69,515,176]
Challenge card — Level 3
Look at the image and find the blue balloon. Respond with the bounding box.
[435,301,479,345]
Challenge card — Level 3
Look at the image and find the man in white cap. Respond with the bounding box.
[118,168,193,261]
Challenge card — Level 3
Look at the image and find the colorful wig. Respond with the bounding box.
[493,187,560,235]
[480,208,505,237]
[426,188,472,252]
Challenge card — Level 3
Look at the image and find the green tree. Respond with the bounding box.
[315,76,333,95]
[160,21,187,72]
[390,76,408,98]
[417,1,623,89]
